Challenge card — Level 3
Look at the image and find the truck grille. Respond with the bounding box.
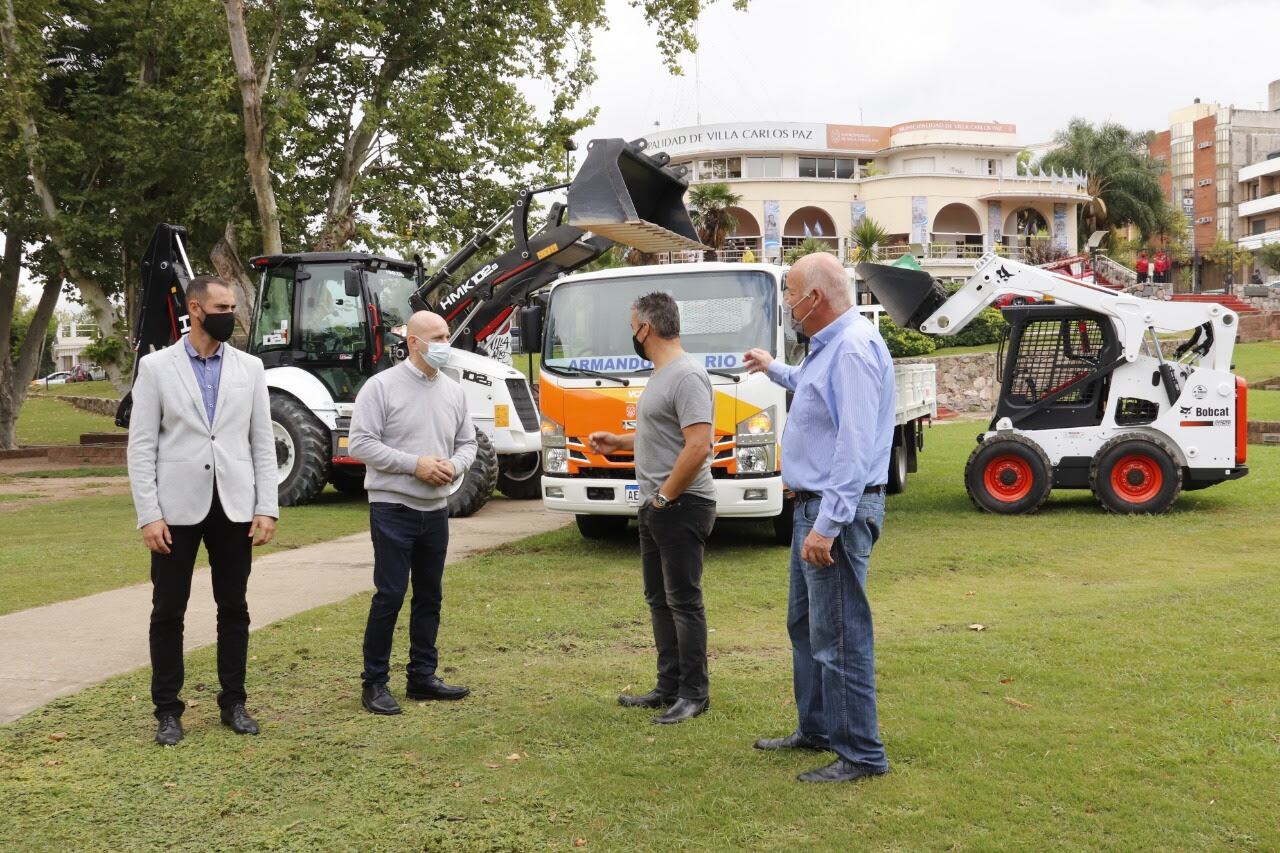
[505,378,540,431]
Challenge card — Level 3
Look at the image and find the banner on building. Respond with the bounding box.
[763,200,781,261]
[1053,204,1068,251]
[988,201,1003,248]
[850,201,867,234]
[910,196,928,245]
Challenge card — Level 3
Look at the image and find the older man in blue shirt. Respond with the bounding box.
[744,251,895,783]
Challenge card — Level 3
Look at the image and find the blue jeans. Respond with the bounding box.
[361,502,450,686]
[787,491,887,771]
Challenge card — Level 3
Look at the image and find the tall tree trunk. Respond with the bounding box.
[210,221,256,332]
[0,230,60,449]
[2,0,129,393]
[224,0,282,255]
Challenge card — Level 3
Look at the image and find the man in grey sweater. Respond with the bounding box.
[348,310,477,715]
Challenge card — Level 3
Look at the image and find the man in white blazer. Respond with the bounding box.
[127,274,278,745]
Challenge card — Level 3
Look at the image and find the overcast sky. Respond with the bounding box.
[563,0,1280,149]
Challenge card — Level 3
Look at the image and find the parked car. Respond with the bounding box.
[66,364,92,382]
[32,371,71,387]
[88,364,106,381]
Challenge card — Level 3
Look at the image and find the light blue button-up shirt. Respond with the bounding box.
[183,335,224,427]
[766,308,896,538]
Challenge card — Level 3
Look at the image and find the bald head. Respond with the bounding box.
[407,310,448,342]
[790,252,852,311]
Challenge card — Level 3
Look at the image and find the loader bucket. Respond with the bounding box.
[857,261,949,330]
[568,138,708,254]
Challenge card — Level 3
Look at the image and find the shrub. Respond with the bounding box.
[878,315,936,358]
[933,308,1008,349]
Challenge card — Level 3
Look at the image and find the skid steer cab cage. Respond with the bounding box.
[567,138,707,254]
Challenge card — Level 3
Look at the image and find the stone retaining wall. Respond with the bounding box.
[1247,420,1280,446]
[898,352,998,412]
[59,395,121,418]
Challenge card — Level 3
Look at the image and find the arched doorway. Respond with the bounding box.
[724,206,761,261]
[931,203,983,259]
[783,206,838,253]
[1004,207,1049,239]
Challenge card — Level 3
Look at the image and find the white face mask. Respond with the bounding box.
[789,291,818,332]
[411,336,451,370]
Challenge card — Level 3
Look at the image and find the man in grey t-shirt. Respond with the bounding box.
[589,292,717,725]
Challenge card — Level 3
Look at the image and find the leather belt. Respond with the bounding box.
[793,485,885,502]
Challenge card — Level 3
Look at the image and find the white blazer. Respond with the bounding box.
[127,340,279,528]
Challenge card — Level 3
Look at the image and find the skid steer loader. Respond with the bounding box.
[858,255,1248,514]
[117,139,705,516]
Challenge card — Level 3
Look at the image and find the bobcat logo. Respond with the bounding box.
[995,265,1013,282]
[1179,405,1192,415]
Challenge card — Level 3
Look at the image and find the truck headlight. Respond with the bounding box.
[737,446,772,474]
[544,447,569,474]
[541,416,565,448]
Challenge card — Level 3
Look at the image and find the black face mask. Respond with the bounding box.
[201,311,236,343]
[631,326,648,361]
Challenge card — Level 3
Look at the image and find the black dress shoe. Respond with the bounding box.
[753,730,830,751]
[797,758,888,783]
[220,703,260,735]
[618,689,676,709]
[405,674,470,701]
[652,697,709,725]
[362,683,402,715]
[154,714,184,746]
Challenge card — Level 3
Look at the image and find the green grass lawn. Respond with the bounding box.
[14,396,126,446]
[0,486,374,616]
[28,380,122,398]
[0,424,1276,849]
[1231,340,1280,383]
[1249,389,1280,421]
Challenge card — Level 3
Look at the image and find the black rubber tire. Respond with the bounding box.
[964,433,1053,515]
[496,451,542,500]
[1089,433,1182,515]
[329,466,366,496]
[575,514,630,540]
[448,428,499,518]
[886,438,909,495]
[271,392,331,507]
[771,499,795,546]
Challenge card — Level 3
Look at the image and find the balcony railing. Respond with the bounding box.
[1239,193,1280,218]
[1238,228,1280,251]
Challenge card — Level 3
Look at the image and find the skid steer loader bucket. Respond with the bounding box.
[568,138,708,254]
[857,261,950,330]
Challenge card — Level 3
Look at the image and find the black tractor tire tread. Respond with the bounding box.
[271,392,331,507]
[1089,432,1183,515]
[886,440,909,495]
[964,432,1053,515]
[448,429,499,518]
[496,452,543,500]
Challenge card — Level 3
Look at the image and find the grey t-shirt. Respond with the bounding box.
[635,354,716,503]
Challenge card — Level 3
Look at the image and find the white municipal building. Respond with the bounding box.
[640,119,1090,282]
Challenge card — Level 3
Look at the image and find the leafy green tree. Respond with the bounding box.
[1257,241,1280,275]
[1039,119,1166,243]
[687,182,741,259]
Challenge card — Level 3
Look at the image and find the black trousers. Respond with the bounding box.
[149,486,252,718]
[361,502,450,686]
[637,495,717,701]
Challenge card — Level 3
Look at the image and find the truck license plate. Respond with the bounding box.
[624,484,641,505]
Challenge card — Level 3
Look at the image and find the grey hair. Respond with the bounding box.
[795,252,852,311]
[187,274,229,304]
[632,291,680,338]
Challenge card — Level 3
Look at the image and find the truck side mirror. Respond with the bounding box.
[344,268,364,298]
[518,304,544,354]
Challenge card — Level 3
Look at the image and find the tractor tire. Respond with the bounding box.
[1090,433,1182,515]
[448,429,499,518]
[771,499,795,546]
[496,451,542,500]
[575,514,630,540]
[271,392,331,507]
[965,433,1053,515]
[886,441,909,495]
[329,466,367,496]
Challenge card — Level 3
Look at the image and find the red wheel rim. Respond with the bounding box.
[1110,453,1162,503]
[983,454,1033,502]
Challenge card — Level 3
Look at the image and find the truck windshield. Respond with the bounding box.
[543,269,776,375]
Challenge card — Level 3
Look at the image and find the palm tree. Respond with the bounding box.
[783,237,835,265]
[1038,119,1166,245]
[848,216,889,262]
[687,183,742,260]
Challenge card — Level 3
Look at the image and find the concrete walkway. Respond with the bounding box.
[0,501,570,723]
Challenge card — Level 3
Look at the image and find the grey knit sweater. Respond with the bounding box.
[347,359,478,510]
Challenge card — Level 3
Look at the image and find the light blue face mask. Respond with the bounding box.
[424,341,451,370]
